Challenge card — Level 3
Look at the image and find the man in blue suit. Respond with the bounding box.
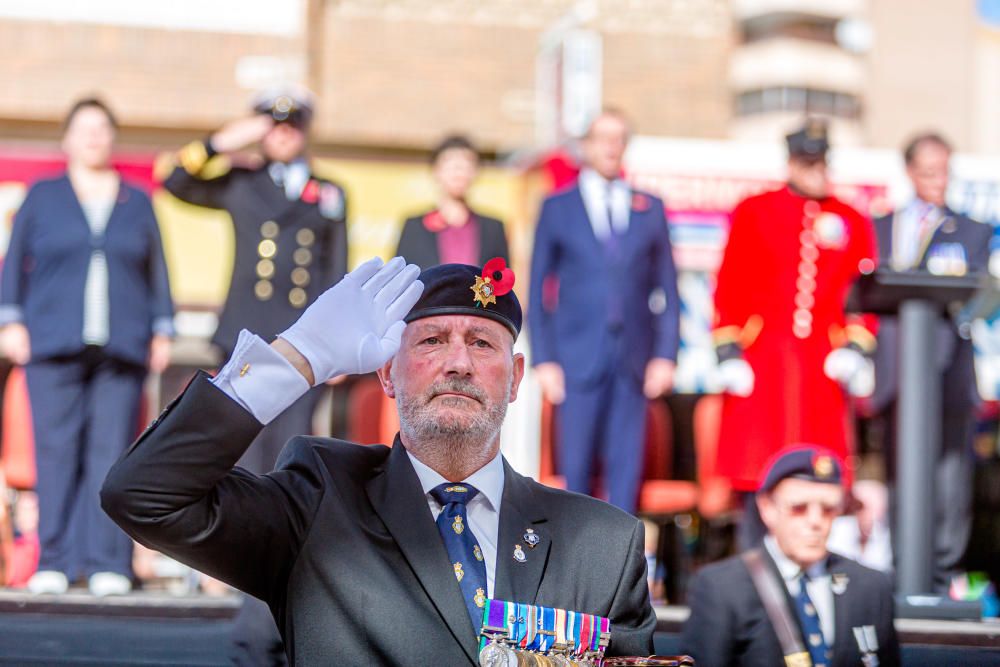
[529,109,680,513]
[870,132,992,593]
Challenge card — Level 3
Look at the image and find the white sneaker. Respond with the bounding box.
[88,572,132,597]
[27,570,69,595]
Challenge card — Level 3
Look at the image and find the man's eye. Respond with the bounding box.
[473,339,493,349]
[422,337,440,345]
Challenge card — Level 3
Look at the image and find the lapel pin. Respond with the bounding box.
[523,528,540,548]
[942,217,957,234]
[513,544,527,563]
[832,573,849,595]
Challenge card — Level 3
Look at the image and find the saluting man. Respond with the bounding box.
[163,86,348,475]
[712,119,877,546]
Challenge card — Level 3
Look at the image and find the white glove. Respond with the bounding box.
[278,256,423,385]
[717,358,755,397]
[823,347,875,398]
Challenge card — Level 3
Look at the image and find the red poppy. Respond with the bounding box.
[482,257,515,296]
[301,179,319,204]
[631,192,650,212]
[422,210,447,232]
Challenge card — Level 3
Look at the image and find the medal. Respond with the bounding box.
[523,528,540,548]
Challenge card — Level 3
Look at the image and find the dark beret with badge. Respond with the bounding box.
[758,446,843,493]
[252,86,314,129]
[786,118,830,162]
[405,258,521,338]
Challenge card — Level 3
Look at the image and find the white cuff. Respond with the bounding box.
[211,329,311,425]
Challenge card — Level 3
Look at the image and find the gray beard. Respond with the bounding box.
[395,374,511,476]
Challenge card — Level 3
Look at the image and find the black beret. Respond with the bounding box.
[405,259,521,338]
[786,117,829,160]
[758,446,843,493]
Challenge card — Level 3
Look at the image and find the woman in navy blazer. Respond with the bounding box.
[395,134,509,270]
[0,98,174,596]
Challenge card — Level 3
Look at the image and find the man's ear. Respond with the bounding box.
[376,359,395,399]
[508,352,526,403]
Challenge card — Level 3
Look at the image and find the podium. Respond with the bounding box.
[848,269,985,599]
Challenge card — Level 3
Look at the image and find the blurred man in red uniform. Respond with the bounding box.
[712,119,877,546]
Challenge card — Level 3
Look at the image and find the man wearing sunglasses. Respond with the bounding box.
[681,447,900,666]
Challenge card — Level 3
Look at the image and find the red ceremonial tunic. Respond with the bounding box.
[713,186,876,491]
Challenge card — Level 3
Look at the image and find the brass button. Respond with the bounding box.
[796,275,816,293]
[293,248,312,266]
[793,323,812,339]
[799,229,817,247]
[793,308,813,326]
[260,221,279,239]
[258,239,277,259]
[291,267,310,286]
[800,246,819,263]
[289,287,307,308]
[256,259,275,279]
[254,280,274,300]
[798,260,818,278]
[296,228,315,246]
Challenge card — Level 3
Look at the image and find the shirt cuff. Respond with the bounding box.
[0,305,23,327]
[152,316,176,338]
[211,329,311,425]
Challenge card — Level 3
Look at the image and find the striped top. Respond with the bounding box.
[80,199,114,346]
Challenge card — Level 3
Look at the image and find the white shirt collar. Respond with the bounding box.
[763,535,827,582]
[579,167,624,194]
[406,448,505,513]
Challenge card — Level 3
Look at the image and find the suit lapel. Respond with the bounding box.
[364,441,479,664]
[493,461,550,606]
[569,186,606,256]
[829,554,854,663]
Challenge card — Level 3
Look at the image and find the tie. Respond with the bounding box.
[604,183,621,255]
[795,573,831,667]
[430,483,489,633]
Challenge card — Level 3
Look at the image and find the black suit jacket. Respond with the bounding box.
[870,210,992,412]
[394,209,509,271]
[101,374,655,665]
[680,550,900,667]
[163,151,348,357]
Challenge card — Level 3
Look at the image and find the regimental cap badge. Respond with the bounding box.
[813,455,834,479]
[471,257,515,309]
[513,544,527,563]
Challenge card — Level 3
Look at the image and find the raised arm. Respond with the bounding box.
[101,257,423,601]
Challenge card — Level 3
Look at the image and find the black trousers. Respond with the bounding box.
[25,347,145,579]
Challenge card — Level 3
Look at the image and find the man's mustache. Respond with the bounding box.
[428,380,486,403]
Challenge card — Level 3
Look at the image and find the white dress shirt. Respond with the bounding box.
[893,198,942,269]
[578,168,631,241]
[210,329,505,596]
[763,536,835,646]
[407,450,504,597]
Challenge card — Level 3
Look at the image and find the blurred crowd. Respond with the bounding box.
[0,88,995,625]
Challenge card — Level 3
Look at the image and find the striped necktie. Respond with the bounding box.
[430,483,489,632]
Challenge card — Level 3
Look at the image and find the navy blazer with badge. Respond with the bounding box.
[101,374,656,665]
[0,175,173,367]
[395,209,509,271]
[529,185,680,385]
[870,209,992,412]
[163,147,348,356]
[680,549,900,667]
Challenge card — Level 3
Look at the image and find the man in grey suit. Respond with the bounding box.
[102,257,655,665]
[870,133,992,593]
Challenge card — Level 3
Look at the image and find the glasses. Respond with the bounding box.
[775,500,842,519]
